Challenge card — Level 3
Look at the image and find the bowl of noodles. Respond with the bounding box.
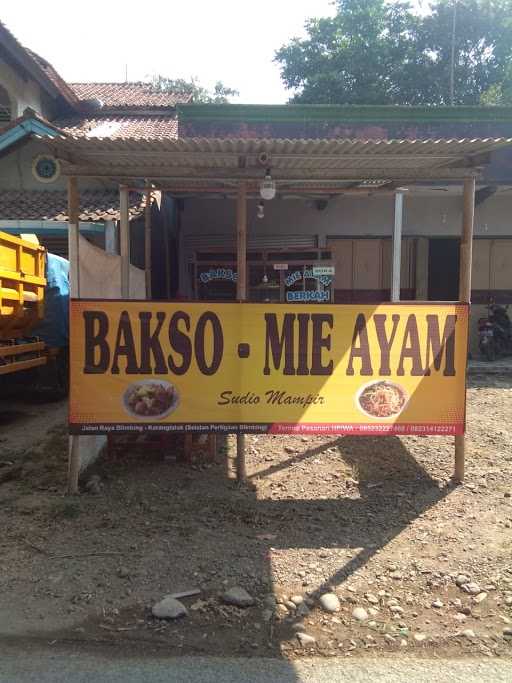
[356,380,407,419]
[123,380,179,420]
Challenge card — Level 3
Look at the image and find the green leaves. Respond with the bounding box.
[275,0,512,105]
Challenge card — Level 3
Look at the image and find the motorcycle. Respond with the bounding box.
[478,300,512,361]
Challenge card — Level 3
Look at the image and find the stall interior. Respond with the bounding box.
[190,247,333,303]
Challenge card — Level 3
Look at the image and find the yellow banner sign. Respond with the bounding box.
[70,301,468,436]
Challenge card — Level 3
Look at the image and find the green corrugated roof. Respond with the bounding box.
[177,103,512,124]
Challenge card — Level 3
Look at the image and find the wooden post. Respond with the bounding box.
[67,176,81,495]
[454,176,476,483]
[144,189,152,299]
[391,191,404,302]
[236,182,247,482]
[119,186,130,298]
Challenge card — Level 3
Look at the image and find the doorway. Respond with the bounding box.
[428,238,460,300]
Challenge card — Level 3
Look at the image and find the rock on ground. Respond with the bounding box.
[352,607,369,622]
[319,593,340,613]
[152,596,187,619]
[222,586,255,608]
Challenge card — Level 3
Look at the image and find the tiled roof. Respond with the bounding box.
[0,190,149,222]
[0,22,78,108]
[26,50,79,107]
[70,83,191,108]
[55,115,178,140]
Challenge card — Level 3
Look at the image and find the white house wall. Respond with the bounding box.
[0,58,47,118]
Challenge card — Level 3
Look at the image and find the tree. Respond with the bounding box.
[275,0,512,105]
[150,76,239,103]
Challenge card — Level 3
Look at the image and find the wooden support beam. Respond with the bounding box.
[145,189,152,299]
[119,185,130,298]
[236,181,247,483]
[67,176,81,495]
[454,176,476,483]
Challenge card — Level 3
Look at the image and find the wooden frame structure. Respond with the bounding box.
[54,134,510,492]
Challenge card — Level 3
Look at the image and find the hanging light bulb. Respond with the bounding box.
[260,169,276,201]
[262,266,269,284]
[257,200,265,219]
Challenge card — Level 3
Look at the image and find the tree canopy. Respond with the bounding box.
[150,76,239,103]
[275,0,512,105]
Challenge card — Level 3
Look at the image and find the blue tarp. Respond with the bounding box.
[31,252,69,348]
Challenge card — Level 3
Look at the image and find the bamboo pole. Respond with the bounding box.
[67,176,81,495]
[144,189,152,299]
[236,182,247,482]
[454,176,476,483]
[119,186,130,298]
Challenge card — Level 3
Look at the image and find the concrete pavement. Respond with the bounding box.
[1,646,511,683]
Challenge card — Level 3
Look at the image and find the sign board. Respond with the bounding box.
[273,263,288,271]
[70,301,468,436]
[312,266,335,276]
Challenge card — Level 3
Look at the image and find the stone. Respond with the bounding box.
[284,446,296,454]
[152,597,187,619]
[319,593,341,613]
[290,595,304,606]
[432,599,444,608]
[390,571,403,580]
[414,633,427,642]
[262,609,273,622]
[368,608,379,617]
[284,600,297,611]
[462,629,476,639]
[222,587,255,608]
[366,593,379,604]
[473,592,488,604]
[297,632,316,647]
[352,607,369,622]
[504,596,512,606]
[276,604,289,616]
[456,574,471,587]
[503,628,512,639]
[117,566,130,578]
[390,605,404,614]
[296,602,310,618]
[464,582,481,596]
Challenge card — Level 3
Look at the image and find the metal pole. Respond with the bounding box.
[67,176,80,495]
[454,176,476,483]
[391,191,404,302]
[119,186,130,298]
[236,182,247,482]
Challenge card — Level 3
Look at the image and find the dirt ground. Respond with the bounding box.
[0,374,511,660]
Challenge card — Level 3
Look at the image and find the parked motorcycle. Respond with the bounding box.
[478,300,512,361]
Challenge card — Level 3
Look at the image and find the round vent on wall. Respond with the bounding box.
[32,154,61,183]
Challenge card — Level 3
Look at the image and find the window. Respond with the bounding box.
[0,85,12,122]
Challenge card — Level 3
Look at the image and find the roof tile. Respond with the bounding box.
[70,83,191,108]
[0,190,149,222]
[55,115,178,140]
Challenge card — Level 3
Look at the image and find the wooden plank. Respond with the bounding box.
[0,356,46,375]
[0,341,45,358]
[236,181,247,483]
[67,176,81,496]
[119,185,130,298]
[454,176,476,483]
[67,177,80,298]
[144,189,152,299]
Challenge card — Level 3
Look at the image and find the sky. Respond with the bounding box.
[1,0,340,104]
